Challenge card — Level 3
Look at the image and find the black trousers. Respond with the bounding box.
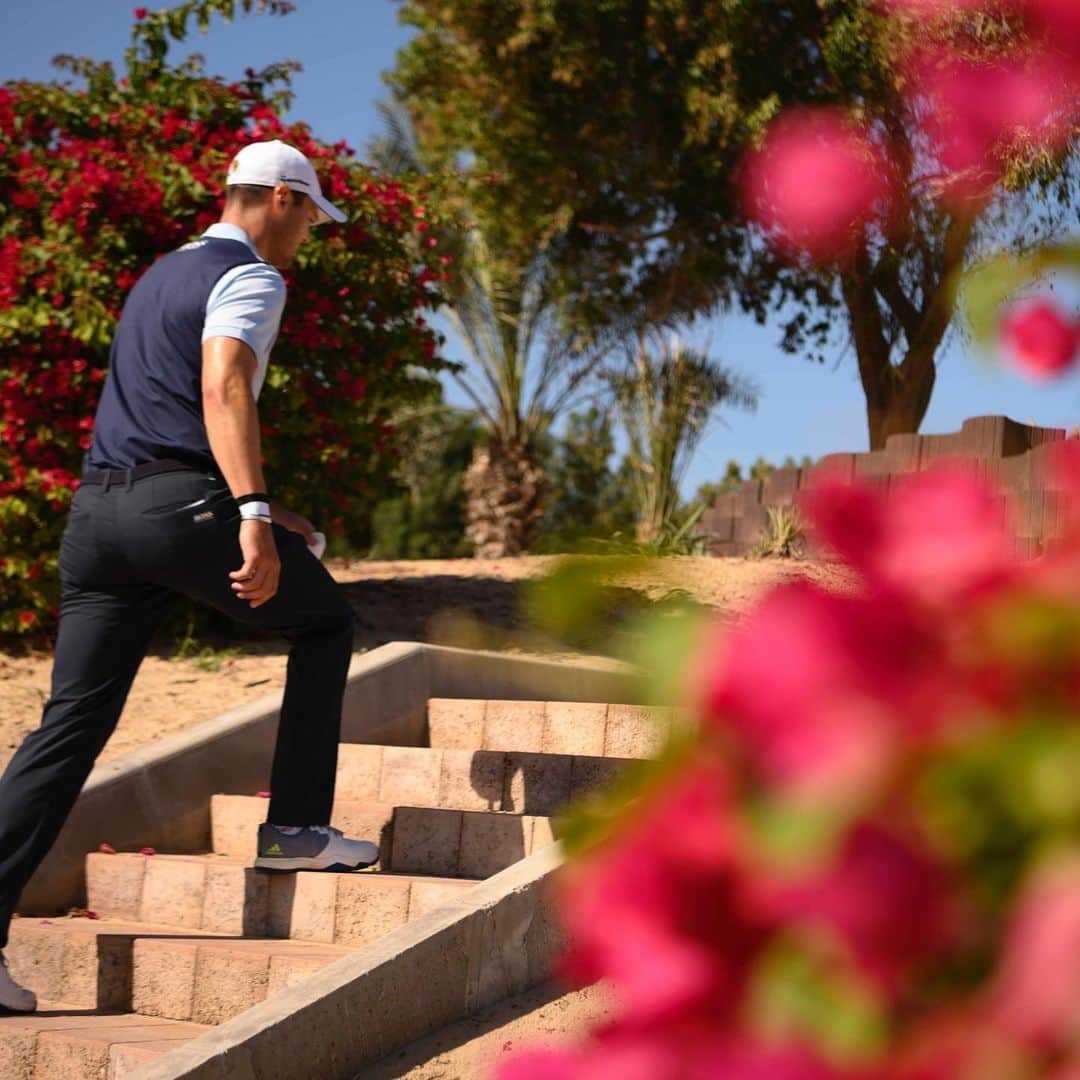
[0,467,354,948]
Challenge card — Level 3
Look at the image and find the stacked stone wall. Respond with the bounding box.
[700,415,1071,558]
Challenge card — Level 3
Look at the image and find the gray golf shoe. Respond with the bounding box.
[254,823,380,872]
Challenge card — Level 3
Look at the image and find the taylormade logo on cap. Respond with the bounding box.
[225,140,347,224]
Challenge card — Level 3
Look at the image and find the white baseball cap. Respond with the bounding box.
[226,140,347,224]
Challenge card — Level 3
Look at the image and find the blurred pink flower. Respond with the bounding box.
[892,1005,1030,1080]
[556,761,768,1027]
[999,297,1080,381]
[702,582,915,797]
[803,466,1015,606]
[753,822,964,995]
[914,55,1073,203]
[740,109,896,263]
[1029,0,1080,72]
[991,858,1080,1047]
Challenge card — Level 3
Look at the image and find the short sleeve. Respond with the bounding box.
[202,263,287,398]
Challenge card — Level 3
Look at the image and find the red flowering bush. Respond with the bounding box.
[0,0,455,637]
[505,449,1080,1078]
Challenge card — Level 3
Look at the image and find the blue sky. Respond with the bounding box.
[3,0,1079,497]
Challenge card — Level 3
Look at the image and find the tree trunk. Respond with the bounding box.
[863,354,937,451]
[843,268,940,451]
[843,215,973,450]
[463,438,546,558]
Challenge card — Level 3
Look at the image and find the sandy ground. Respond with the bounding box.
[363,980,617,1079]
[0,556,849,773]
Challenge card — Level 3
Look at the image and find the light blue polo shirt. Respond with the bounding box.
[201,223,286,399]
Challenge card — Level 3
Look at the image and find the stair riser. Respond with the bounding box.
[426,699,674,757]
[131,940,344,1024]
[335,745,630,815]
[3,924,343,1025]
[0,1011,211,1080]
[86,855,475,944]
[5,923,132,1011]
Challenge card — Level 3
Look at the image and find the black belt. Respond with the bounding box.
[80,458,209,488]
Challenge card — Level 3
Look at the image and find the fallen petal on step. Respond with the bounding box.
[256,790,271,798]
[139,846,157,855]
[98,842,117,854]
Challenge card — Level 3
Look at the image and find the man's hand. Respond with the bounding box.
[270,503,316,546]
[230,520,281,608]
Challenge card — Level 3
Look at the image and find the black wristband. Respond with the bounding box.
[235,492,270,507]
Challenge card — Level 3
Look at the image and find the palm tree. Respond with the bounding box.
[607,332,758,543]
[371,100,614,557]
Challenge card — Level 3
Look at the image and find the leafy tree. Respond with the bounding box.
[370,98,617,559]
[606,332,757,542]
[389,0,1079,448]
[537,406,637,550]
[369,400,480,559]
[0,0,452,636]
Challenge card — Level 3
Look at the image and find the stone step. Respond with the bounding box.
[86,853,478,944]
[211,795,556,878]
[130,934,349,1025]
[426,699,673,758]
[335,743,631,815]
[4,918,220,1011]
[0,1004,209,1080]
[4,919,348,1025]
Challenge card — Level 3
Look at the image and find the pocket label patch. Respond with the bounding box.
[193,511,215,524]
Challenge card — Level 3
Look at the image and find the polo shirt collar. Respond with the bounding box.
[202,222,265,261]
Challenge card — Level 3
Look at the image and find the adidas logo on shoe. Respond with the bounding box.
[264,842,284,856]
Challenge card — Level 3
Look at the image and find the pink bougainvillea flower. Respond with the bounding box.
[999,297,1080,381]
[1028,0,1080,73]
[701,581,929,797]
[256,790,271,799]
[991,857,1080,1046]
[893,1004,1032,1080]
[752,821,964,995]
[555,761,768,1026]
[914,55,1073,204]
[803,465,1016,607]
[98,842,116,854]
[740,108,896,263]
[139,847,156,856]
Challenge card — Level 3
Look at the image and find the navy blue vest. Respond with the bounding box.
[86,237,262,471]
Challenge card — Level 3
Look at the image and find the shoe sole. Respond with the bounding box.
[252,856,378,873]
[0,1002,37,1015]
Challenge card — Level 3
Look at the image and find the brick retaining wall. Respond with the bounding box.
[701,415,1071,558]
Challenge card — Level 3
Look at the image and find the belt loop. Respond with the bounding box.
[102,471,112,494]
[124,468,135,492]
